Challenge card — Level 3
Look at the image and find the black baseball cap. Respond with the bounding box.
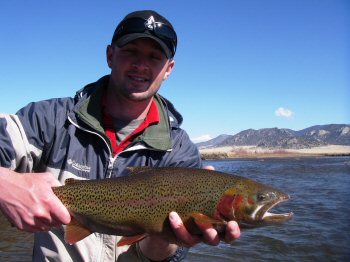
[111,10,177,58]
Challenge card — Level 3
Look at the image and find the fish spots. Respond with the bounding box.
[52,167,291,239]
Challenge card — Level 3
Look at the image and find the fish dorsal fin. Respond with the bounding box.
[127,166,152,176]
[117,234,147,247]
[65,217,92,245]
[64,178,80,185]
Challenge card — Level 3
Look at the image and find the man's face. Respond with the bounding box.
[107,38,175,102]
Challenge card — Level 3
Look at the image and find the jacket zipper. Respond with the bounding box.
[67,116,115,178]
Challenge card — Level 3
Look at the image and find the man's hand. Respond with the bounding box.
[139,212,241,260]
[0,167,71,232]
[169,211,240,246]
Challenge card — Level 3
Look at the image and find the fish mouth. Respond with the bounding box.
[258,195,293,224]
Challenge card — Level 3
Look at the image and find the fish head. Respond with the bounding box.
[216,179,293,227]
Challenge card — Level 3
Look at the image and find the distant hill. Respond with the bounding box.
[197,124,350,149]
[196,134,231,148]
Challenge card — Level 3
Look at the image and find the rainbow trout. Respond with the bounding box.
[52,167,293,246]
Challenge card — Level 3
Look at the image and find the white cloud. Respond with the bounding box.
[191,134,212,143]
[275,107,295,118]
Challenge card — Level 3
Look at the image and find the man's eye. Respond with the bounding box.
[124,49,135,53]
[121,48,137,54]
[151,55,162,60]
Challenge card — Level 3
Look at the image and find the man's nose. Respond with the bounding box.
[132,55,150,71]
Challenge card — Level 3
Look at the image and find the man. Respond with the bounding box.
[0,10,240,261]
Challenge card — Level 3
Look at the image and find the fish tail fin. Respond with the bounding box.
[117,234,147,247]
[65,217,92,245]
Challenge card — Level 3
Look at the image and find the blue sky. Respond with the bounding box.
[0,0,349,142]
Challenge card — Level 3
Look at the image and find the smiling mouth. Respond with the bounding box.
[129,75,149,83]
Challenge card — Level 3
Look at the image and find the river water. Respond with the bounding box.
[1,157,349,261]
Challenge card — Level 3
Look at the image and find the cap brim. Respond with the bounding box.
[115,33,172,58]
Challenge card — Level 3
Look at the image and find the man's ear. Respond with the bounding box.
[163,59,175,80]
[106,45,114,68]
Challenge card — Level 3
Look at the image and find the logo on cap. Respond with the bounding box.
[145,16,156,30]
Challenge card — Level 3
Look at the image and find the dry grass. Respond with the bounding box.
[199,145,350,159]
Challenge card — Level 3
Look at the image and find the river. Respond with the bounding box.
[1,156,349,261]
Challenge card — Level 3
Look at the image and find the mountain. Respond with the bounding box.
[197,124,350,149]
[196,134,231,148]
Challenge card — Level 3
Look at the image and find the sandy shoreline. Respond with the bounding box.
[199,145,350,159]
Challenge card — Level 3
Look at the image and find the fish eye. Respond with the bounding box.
[257,192,277,202]
[257,193,267,202]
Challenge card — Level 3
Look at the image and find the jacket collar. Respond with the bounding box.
[72,75,175,151]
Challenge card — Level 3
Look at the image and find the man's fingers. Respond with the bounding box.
[169,212,201,247]
[195,222,220,246]
[224,221,241,243]
[169,211,241,247]
[49,194,71,225]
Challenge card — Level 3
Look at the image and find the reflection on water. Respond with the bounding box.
[0,214,33,261]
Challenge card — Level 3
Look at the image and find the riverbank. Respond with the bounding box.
[199,145,350,159]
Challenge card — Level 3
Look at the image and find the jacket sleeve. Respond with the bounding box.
[0,113,34,171]
[0,98,69,172]
[163,128,203,169]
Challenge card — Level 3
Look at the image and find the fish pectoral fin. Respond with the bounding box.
[65,217,92,245]
[117,234,147,247]
[191,213,226,226]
